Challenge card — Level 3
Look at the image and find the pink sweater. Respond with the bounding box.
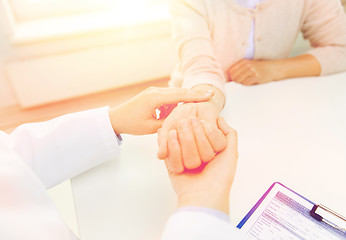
[169,0,346,93]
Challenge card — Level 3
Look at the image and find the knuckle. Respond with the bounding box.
[203,123,213,134]
[146,87,158,95]
[255,72,260,78]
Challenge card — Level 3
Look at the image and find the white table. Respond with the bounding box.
[71,72,346,240]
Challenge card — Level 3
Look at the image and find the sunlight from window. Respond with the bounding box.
[6,0,170,43]
[10,0,168,23]
[110,0,169,26]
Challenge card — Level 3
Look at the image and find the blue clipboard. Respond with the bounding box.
[237,182,314,229]
[236,182,346,239]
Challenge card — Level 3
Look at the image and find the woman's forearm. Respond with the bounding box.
[275,54,321,80]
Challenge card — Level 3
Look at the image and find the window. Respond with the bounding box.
[1,0,169,43]
[10,0,167,22]
[1,0,174,107]
[10,0,114,22]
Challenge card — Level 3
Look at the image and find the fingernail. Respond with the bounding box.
[205,89,214,96]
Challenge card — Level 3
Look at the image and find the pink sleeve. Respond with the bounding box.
[302,0,346,75]
[170,0,226,93]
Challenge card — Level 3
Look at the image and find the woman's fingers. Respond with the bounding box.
[166,129,184,174]
[242,78,257,86]
[217,117,232,135]
[217,117,238,144]
[228,59,248,75]
[231,67,254,83]
[201,120,227,153]
[229,60,258,84]
[190,117,215,163]
[177,119,202,170]
[163,117,232,173]
[228,60,248,81]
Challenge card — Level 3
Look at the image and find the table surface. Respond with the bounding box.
[71,72,346,240]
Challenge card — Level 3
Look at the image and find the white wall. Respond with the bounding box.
[0,3,175,237]
[0,27,17,108]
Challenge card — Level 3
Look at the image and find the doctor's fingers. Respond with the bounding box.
[190,117,215,163]
[177,119,202,170]
[144,87,214,108]
[201,120,227,154]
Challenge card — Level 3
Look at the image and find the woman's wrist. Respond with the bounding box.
[270,60,287,81]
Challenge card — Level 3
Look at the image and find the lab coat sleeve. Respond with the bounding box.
[161,209,246,240]
[6,107,120,189]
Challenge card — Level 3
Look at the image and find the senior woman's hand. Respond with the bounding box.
[228,55,321,86]
[157,84,227,174]
[165,117,238,214]
[228,59,280,86]
[157,102,227,174]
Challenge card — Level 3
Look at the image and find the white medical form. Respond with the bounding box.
[238,182,346,239]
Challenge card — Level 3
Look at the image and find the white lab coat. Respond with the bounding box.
[163,210,245,240]
[0,107,243,239]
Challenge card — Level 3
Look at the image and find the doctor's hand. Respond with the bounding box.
[165,117,238,214]
[157,101,227,174]
[108,87,214,135]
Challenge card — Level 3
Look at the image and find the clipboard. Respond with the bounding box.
[237,182,346,239]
